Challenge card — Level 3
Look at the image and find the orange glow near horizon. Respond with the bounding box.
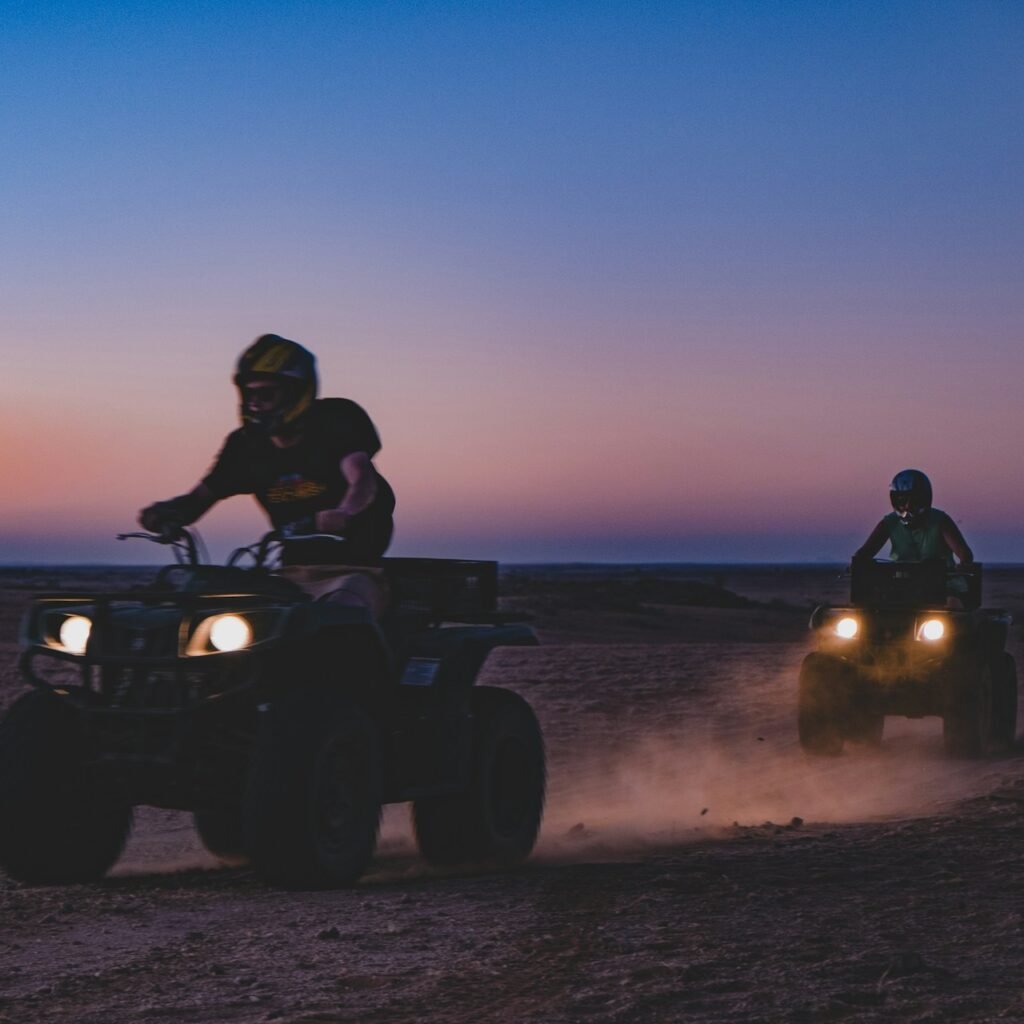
[4,332,1022,564]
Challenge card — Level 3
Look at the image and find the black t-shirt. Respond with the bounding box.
[203,399,395,548]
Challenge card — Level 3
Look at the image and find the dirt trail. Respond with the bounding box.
[2,567,1024,1023]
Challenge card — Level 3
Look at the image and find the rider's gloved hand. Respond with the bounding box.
[139,503,180,535]
[139,496,201,536]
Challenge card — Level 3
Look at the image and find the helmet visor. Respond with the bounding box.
[242,381,285,411]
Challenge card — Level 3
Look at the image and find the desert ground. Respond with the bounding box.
[2,562,1024,1023]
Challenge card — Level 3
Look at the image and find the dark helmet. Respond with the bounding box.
[234,334,317,435]
[889,469,932,527]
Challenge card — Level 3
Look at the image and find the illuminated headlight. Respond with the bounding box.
[58,615,92,655]
[185,607,285,656]
[917,618,945,642]
[834,616,859,639]
[208,615,252,652]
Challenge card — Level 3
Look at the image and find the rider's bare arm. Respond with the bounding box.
[942,519,974,565]
[314,452,379,534]
[139,483,218,533]
[853,519,889,562]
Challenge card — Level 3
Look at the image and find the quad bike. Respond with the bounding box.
[0,528,545,888]
[799,559,1016,758]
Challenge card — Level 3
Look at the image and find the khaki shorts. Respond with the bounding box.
[275,565,390,618]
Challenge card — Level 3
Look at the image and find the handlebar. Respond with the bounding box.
[229,529,349,569]
[852,557,979,574]
[117,528,204,566]
[120,524,349,571]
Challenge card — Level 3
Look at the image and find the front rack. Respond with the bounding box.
[850,560,982,610]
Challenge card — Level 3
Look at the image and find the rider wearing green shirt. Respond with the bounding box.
[853,469,973,566]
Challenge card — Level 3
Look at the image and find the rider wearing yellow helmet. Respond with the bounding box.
[140,334,395,568]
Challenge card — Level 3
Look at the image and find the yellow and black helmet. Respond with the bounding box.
[234,334,317,435]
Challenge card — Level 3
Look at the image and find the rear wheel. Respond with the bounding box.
[797,654,845,756]
[414,687,545,867]
[991,652,1018,749]
[943,659,995,758]
[242,690,382,889]
[0,691,132,883]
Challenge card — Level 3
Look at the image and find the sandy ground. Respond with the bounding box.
[2,563,1024,1023]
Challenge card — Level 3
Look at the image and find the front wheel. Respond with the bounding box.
[194,807,247,863]
[797,654,845,756]
[414,687,546,867]
[844,698,884,747]
[242,691,382,889]
[0,691,132,883]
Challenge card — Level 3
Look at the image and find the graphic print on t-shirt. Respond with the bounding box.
[265,473,328,505]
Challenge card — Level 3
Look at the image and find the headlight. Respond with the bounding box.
[58,615,92,655]
[185,607,287,656]
[917,618,945,642]
[207,614,252,653]
[834,616,859,639]
[23,602,97,656]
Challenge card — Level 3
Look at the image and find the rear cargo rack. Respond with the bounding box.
[381,558,498,623]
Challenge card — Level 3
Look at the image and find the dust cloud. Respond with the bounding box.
[519,647,1011,863]
[536,727,1004,860]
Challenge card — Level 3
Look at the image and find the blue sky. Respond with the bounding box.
[1,1,1022,563]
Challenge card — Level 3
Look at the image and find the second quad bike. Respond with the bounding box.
[0,529,545,888]
[799,559,1016,758]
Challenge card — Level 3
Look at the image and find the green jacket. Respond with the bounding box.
[884,508,956,565]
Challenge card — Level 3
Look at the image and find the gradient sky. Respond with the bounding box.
[2,1,1022,563]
